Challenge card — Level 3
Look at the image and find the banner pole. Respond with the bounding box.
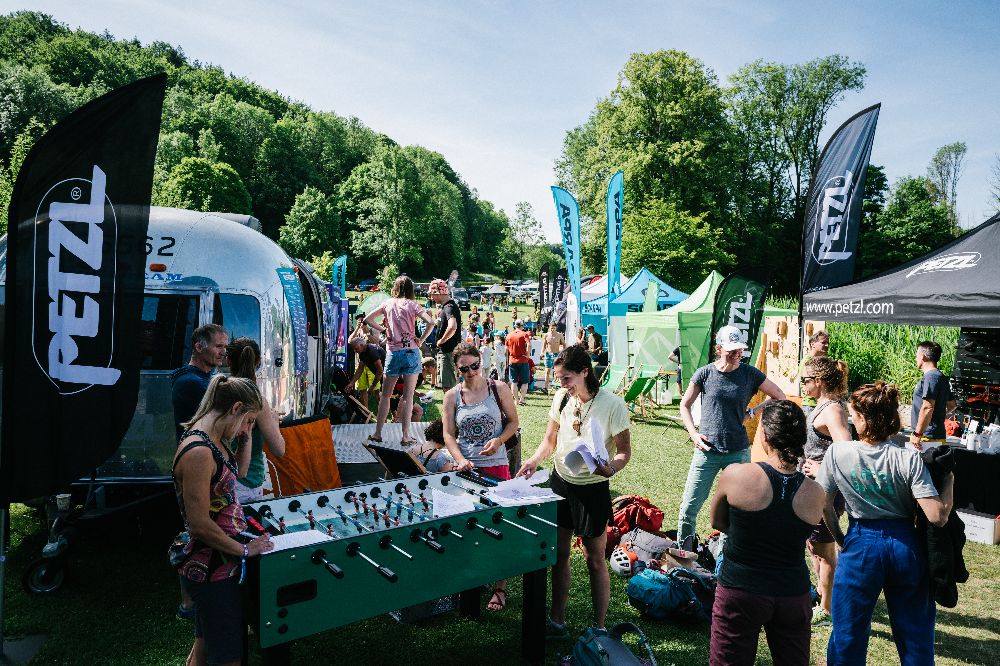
[1,502,8,660]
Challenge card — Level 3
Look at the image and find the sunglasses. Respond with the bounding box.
[573,403,583,436]
[458,361,481,374]
[802,376,816,383]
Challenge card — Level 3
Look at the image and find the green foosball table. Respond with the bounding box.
[241,470,559,664]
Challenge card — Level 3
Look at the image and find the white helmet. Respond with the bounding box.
[610,545,638,577]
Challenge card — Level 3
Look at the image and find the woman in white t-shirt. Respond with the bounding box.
[492,331,507,382]
[518,344,631,635]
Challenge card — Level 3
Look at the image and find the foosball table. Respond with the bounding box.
[240,470,560,663]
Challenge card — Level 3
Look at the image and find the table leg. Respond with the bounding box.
[521,567,548,665]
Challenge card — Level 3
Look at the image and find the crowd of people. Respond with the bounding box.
[166,272,959,666]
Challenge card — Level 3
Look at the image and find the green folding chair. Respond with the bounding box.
[621,375,659,418]
[600,364,630,394]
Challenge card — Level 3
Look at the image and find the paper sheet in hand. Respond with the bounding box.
[562,419,608,474]
[488,476,560,506]
[269,530,333,552]
[432,488,476,518]
[525,468,551,486]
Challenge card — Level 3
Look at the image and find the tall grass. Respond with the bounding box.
[828,322,959,396]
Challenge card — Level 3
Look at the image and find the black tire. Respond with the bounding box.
[22,558,66,594]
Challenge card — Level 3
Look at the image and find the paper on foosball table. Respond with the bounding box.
[268,530,334,552]
[432,488,477,517]
[487,477,561,506]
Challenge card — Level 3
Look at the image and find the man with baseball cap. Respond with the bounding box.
[429,278,461,389]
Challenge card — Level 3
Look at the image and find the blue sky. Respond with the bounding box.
[12,0,999,240]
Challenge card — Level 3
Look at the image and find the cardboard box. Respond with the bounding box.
[957,509,1000,545]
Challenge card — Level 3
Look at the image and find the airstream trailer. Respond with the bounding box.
[107,206,337,483]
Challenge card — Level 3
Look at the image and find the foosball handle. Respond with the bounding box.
[482,526,503,540]
[310,549,345,579]
[425,539,445,554]
[377,565,399,582]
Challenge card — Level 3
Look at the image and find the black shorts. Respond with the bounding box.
[550,471,612,538]
[182,575,244,664]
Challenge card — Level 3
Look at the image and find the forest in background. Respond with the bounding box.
[0,11,986,291]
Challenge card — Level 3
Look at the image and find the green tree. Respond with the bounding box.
[152,130,195,195]
[156,156,252,213]
[279,186,341,259]
[509,201,543,268]
[251,116,319,238]
[856,176,957,278]
[926,141,966,227]
[0,119,45,234]
[0,63,76,155]
[619,198,734,293]
[524,244,565,280]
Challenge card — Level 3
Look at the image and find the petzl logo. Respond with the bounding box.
[559,203,574,265]
[726,293,754,357]
[32,164,121,394]
[811,169,856,265]
[906,252,980,278]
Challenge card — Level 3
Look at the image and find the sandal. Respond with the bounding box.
[400,438,416,446]
[487,587,507,612]
[367,434,383,443]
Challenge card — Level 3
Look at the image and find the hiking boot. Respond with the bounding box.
[812,607,832,628]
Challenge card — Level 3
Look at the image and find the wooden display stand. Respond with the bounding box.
[747,316,823,462]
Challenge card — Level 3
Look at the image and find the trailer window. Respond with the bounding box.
[140,294,198,370]
[212,293,262,344]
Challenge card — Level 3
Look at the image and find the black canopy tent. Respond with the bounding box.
[803,212,1000,327]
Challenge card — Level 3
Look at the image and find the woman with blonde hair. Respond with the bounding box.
[817,381,953,664]
[172,375,273,666]
[364,276,437,444]
[227,337,285,503]
[799,355,851,626]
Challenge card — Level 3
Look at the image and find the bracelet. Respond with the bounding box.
[243,543,250,558]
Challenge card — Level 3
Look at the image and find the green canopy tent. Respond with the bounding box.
[622,270,793,388]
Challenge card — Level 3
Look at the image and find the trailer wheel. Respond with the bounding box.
[22,557,66,594]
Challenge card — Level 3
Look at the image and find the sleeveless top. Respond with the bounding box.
[719,463,814,596]
[454,381,507,467]
[238,428,265,488]
[803,399,840,461]
[172,429,247,582]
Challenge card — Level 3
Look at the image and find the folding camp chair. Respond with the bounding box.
[600,364,630,394]
[620,375,659,419]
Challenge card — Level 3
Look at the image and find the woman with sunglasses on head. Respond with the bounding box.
[172,375,273,666]
[227,337,286,504]
[677,325,786,544]
[818,381,953,665]
[517,344,631,635]
[442,342,520,611]
[799,355,851,626]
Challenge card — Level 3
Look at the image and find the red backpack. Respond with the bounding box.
[603,495,665,558]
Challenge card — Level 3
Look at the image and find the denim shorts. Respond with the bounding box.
[544,352,557,368]
[508,362,531,386]
[385,348,421,376]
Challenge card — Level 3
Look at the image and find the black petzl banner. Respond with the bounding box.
[800,104,880,296]
[537,262,550,327]
[710,269,771,361]
[551,268,568,333]
[1,74,166,502]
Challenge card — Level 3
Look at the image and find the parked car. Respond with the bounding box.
[358,279,378,291]
[451,287,471,310]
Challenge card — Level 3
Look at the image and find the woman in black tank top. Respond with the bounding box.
[707,401,827,666]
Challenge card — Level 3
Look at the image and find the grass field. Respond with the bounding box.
[3,389,998,665]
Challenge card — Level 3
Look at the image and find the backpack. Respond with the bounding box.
[626,566,716,624]
[612,495,665,534]
[569,622,658,666]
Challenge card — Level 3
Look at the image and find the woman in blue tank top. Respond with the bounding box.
[708,401,827,666]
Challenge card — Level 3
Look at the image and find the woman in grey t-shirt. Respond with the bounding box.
[816,381,953,665]
[677,325,786,542]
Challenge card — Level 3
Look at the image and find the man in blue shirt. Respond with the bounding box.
[171,323,229,441]
[910,340,956,450]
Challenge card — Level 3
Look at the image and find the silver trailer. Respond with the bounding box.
[1,206,340,592]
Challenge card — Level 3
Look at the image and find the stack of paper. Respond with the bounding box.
[488,476,561,507]
[562,419,609,474]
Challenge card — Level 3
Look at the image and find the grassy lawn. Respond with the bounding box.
[3,394,998,664]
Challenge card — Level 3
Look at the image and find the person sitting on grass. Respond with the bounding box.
[406,419,457,473]
[708,400,826,666]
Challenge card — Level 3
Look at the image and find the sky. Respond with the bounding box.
[10,0,1000,241]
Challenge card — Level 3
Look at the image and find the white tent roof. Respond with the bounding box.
[581,274,630,302]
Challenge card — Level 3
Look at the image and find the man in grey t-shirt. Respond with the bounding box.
[909,341,956,448]
[816,440,938,520]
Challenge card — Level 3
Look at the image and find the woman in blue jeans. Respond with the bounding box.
[677,325,786,542]
[817,381,953,665]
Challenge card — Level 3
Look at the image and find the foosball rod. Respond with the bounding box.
[517,505,558,528]
[448,479,499,507]
[491,511,538,536]
[384,495,430,522]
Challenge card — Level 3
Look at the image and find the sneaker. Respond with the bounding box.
[812,607,832,628]
[545,618,569,638]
